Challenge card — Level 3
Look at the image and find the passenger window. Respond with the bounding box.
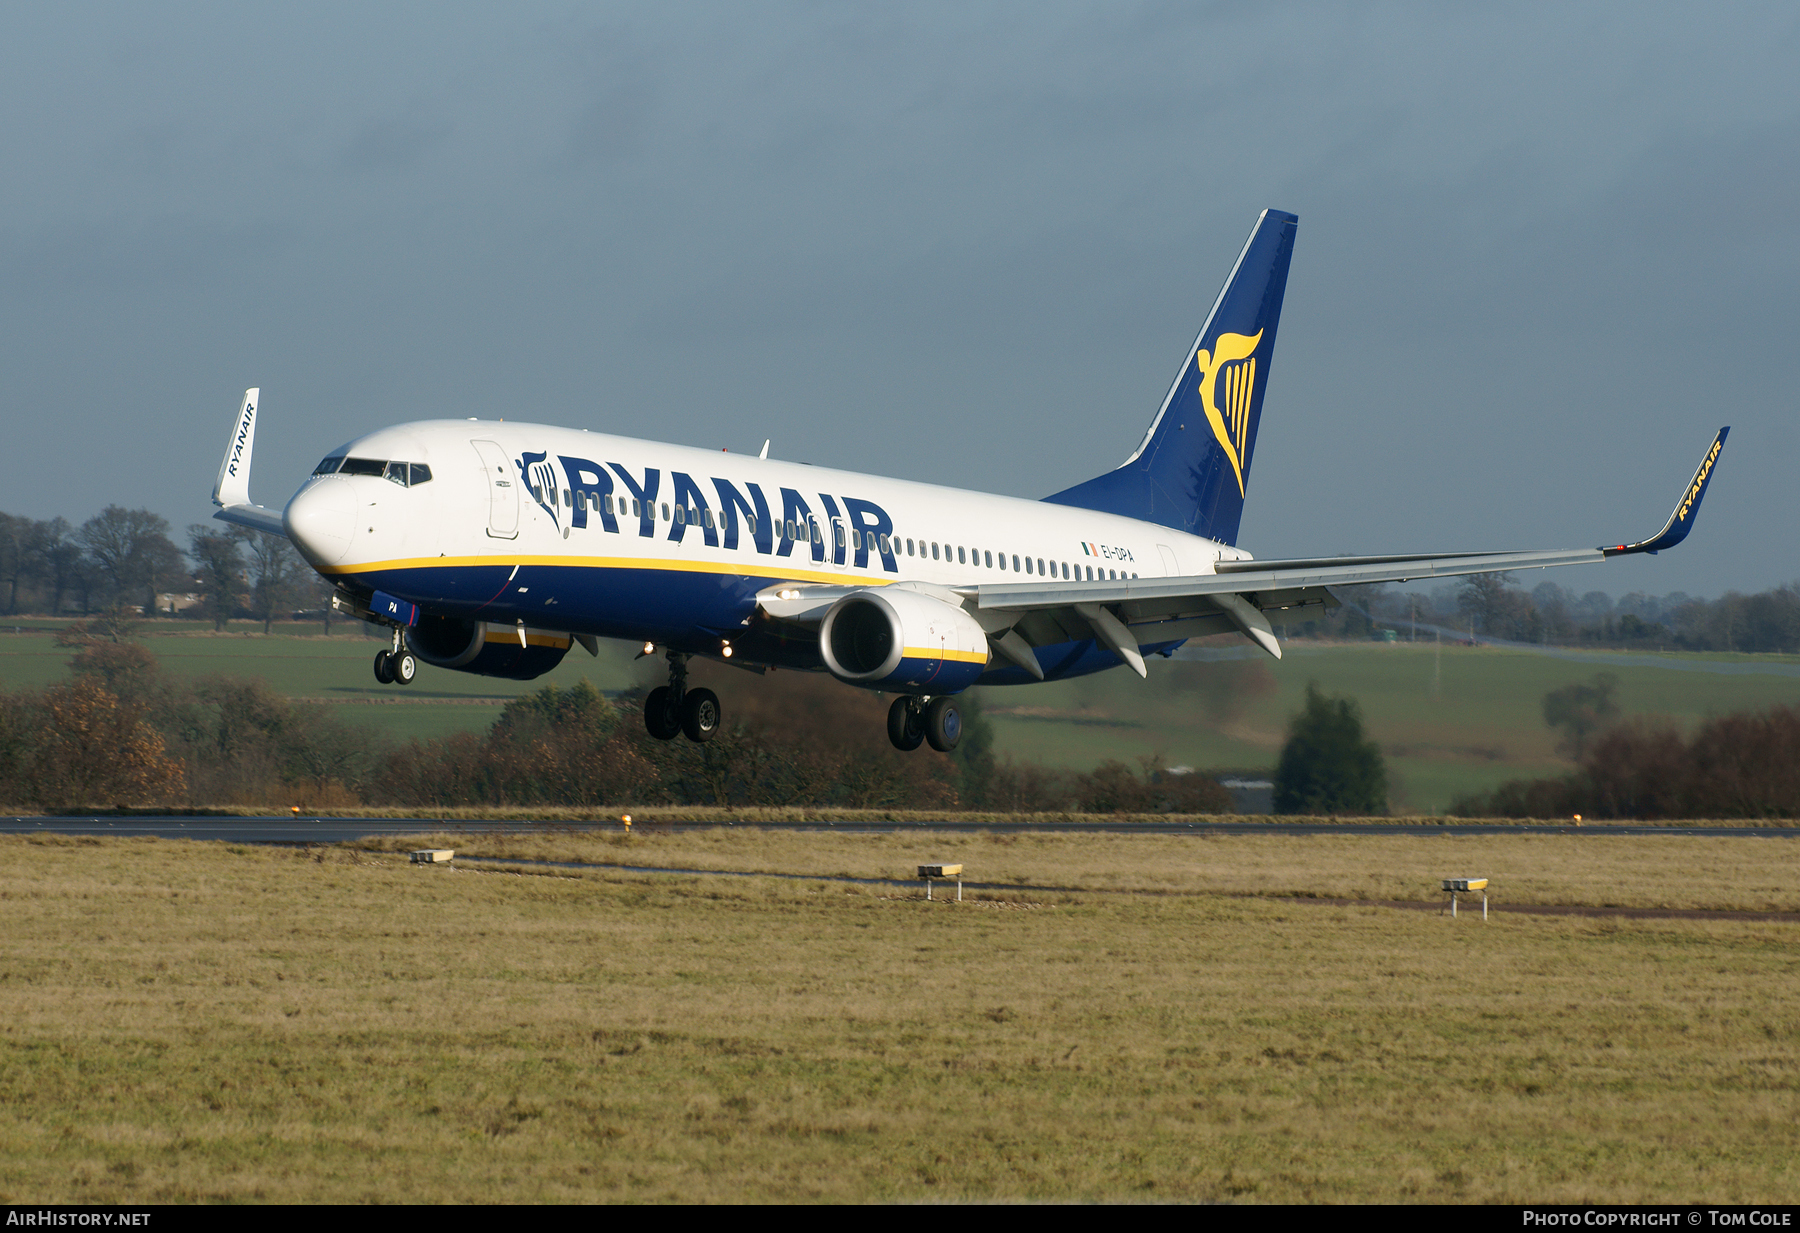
[632,499,641,517]
[984,550,993,568]
[956,546,966,564]
[931,543,940,561]
[906,538,914,556]
[1011,554,1019,572]
[662,504,671,521]
[1037,559,1045,575]
[998,553,1006,571]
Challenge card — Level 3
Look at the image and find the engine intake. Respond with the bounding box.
[818,589,989,693]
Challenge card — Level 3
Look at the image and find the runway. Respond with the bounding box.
[2,816,1795,843]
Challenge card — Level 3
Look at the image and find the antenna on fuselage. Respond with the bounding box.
[759,439,770,460]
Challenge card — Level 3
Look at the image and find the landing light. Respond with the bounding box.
[777,588,801,600]
[642,641,655,654]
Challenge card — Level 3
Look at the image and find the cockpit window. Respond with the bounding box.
[327,456,431,486]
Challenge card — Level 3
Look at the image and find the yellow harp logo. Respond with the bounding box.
[1196,329,1262,496]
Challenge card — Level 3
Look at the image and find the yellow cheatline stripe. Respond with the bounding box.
[480,630,570,648]
[320,552,887,589]
[903,647,988,664]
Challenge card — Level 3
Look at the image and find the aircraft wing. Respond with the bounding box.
[968,427,1728,672]
[213,502,286,535]
[754,428,1728,678]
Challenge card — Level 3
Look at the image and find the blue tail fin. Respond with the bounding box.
[1043,208,1297,545]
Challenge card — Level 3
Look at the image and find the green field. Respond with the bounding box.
[4,622,1798,810]
[982,641,1800,810]
[2,829,1795,1203]
[0,622,656,743]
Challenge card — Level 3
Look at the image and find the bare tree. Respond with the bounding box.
[187,524,244,631]
[139,534,188,614]
[79,506,179,612]
[0,514,27,615]
[238,529,307,634]
[28,519,82,615]
[1457,571,1523,637]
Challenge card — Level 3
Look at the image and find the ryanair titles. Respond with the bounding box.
[515,452,901,573]
[1677,435,1724,524]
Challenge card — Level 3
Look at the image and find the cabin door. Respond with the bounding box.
[471,440,519,540]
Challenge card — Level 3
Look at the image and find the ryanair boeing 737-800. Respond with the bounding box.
[209,210,1728,752]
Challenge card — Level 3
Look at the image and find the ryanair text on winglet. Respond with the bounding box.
[1678,436,1723,524]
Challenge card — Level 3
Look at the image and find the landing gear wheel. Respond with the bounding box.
[373,650,396,684]
[643,686,682,741]
[392,652,417,685]
[925,696,962,752]
[887,696,925,751]
[681,688,721,743]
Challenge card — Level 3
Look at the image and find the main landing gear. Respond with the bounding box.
[643,650,721,744]
[888,695,961,753]
[372,627,417,686]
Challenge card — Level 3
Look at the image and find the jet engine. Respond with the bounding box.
[407,614,572,681]
[818,588,989,693]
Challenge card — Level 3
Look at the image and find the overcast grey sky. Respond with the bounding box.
[2,3,1794,598]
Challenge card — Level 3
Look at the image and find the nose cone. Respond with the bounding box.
[284,478,357,566]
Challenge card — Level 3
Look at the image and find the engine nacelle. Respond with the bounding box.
[407,615,572,681]
[818,588,989,693]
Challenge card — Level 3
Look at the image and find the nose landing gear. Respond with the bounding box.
[642,649,722,743]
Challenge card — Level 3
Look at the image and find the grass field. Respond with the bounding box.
[4,622,1799,810]
[1,829,1795,1203]
[984,642,1800,810]
[0,622,653,742]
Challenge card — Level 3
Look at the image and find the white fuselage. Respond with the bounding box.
[285,419,1247,628]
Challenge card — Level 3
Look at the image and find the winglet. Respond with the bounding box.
[212,388,260,508]
[1602,427,1729,557]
